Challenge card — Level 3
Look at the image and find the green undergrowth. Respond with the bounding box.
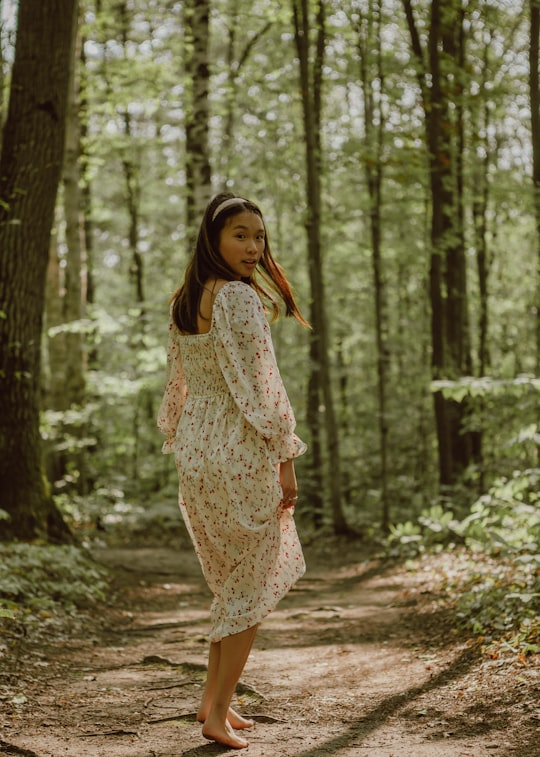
[387,469,540,656]
[0,543,109,623]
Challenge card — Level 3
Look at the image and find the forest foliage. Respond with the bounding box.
[0,0,539,649]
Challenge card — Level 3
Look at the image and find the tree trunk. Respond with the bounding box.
[0,0,5,132]
[292,0,347,534]
[117,2,145,306]
[403,0,474,486]
[472,50,491,378]
[63,22,86,409]
[184,0,212,243]
[45,218,68,412]
[356,0,390,531]
[218,4,272,186]
[470,31,495,487]
[80,37,95,310]
[0,0,78,542]
[306,310,325,528]
[530,0,540,373]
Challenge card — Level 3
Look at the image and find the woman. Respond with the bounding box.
[158,193,308,749]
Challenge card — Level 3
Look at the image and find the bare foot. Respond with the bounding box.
[197,706,254,730]
[202,718,249,749]
[228,707,255,730]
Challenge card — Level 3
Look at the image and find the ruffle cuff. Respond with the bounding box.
[266,433,307,465]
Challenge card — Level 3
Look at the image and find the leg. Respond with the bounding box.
[197,640,254,729]
[201,624,258,749]
[197,640,221,724]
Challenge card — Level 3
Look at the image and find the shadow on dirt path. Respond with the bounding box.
[0,536,538,756]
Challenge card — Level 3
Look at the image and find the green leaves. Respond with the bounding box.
[0,544,109,616]
[432,375,540,400]
[388,503,462,557]
[388,467,540,655]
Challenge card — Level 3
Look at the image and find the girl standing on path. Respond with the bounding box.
[157,193,309,749]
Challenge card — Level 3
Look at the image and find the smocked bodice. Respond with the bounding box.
[178,332,229,398]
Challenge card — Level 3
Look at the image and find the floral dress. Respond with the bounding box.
[157,280,306,642]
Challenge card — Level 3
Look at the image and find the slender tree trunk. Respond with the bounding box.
[306,313,325,528]
[184,0,212,242]
[470,31,494,488]
[293,0,347,534]
[121,109,145,305]
[0,0,4,132]
[45,217,68,412]
[45,16,89,496]
[356,0,390,531]
[117,2,144,307]
[62,18,89,493]
[403,0,474,487]
[0,0,78,542]
[443,3,481,471]
[44,221,70,488]
[219,4,272,186]
[63,24,86,408]
[79,34,96,379]
[530,0,540,372]
[472,51,491,378]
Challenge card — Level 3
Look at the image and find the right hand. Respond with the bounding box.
[279,459,298,509]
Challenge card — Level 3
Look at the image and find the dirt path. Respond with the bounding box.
[1,537,538,756]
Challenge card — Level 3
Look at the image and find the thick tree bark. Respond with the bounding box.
[0,0,78,542]
[293,0,347,534]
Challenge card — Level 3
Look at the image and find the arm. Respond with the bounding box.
[279,458,298,508]
[212,282,307,465]
[157,320,188,454]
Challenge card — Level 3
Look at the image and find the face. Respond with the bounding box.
[218,211,265,280]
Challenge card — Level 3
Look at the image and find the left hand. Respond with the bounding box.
[279,459,298,509]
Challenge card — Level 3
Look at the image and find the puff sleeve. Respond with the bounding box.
[157,320,188,454]
[212,281,307,465]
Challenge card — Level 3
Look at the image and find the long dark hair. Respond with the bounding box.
[171,193,309,334]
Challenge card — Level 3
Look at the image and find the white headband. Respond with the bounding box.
[211,197,246,222]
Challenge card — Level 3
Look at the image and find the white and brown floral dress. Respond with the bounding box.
[157,281,306,642]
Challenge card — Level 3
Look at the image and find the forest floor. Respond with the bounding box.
[1,529,539,757]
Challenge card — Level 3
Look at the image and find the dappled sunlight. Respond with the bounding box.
[1,539,536,756]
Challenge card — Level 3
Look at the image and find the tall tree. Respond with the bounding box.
[471,31,492,378]
[402,0,475,486]
[62,19,86,410]
[292,0,347,533]
[354,0,391,531]
[184,0,212,242]
[530,0,540,372]
[43,14,89,494]
[217,0,273,186]
[0,0,78,541]
[117,1,145,305]
[0,0,4,131]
